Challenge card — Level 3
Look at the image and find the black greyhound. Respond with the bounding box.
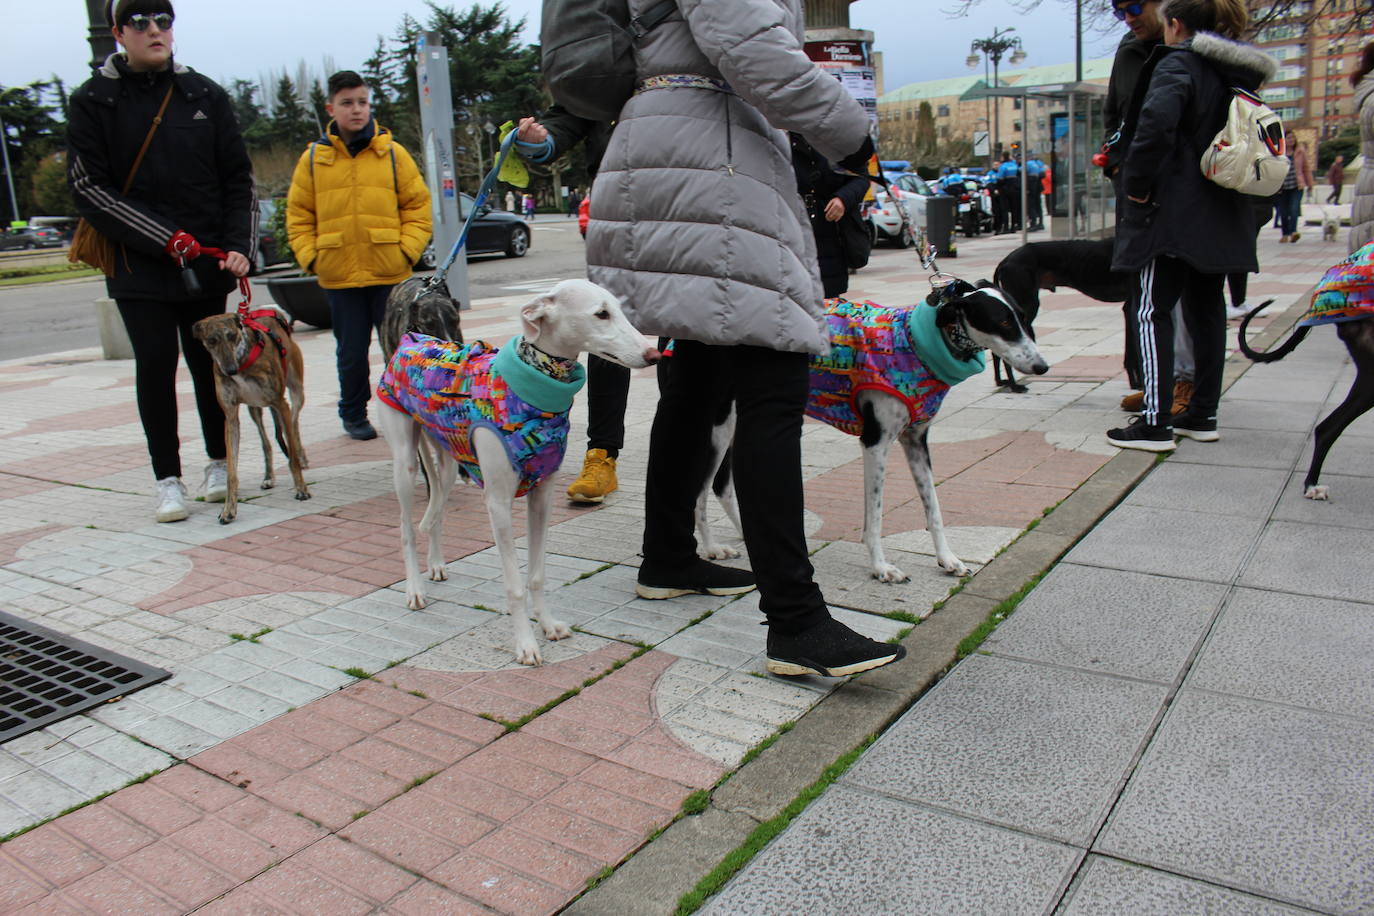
[1238,305,1374,501]
[991,239,1131,392]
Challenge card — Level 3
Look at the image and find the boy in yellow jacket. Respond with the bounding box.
[287,70,431,439]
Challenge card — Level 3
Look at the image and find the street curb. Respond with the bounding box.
[567,285,1318,915]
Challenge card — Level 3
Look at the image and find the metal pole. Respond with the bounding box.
[1020,118,1028,246]
[0,111,20,225]
[992,55,1000,161]
[1075,0,1083,83]
[416,32,469,307]
[984,56,993,170]
[1067,92,1077,238]
[84,0,116,73]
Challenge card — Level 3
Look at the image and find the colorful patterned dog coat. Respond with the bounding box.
[1300,241,1374,327]
[376,333,586,497]
[806,298,985,436]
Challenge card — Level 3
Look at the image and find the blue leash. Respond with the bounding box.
[426,129,519,292]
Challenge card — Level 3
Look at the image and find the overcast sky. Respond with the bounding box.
[4,1,1127,102]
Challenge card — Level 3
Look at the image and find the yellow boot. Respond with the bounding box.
[567,448,618,503]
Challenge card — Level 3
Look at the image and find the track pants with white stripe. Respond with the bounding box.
[1135,256,1226,426]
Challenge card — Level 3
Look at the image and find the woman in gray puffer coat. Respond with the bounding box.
[585,0,903,678]
[1349,43,1374,253]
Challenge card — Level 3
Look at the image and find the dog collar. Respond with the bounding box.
[943,321,983,363]
[516,337,579,382]
[908,303,986,385]
[491,336,586,412]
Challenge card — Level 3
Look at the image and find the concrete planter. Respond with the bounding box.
[94,297,134,360]
[252,271,332,329]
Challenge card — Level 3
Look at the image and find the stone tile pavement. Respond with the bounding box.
[0,225,1355,914]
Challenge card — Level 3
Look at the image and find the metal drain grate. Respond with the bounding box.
[0,610,170,743]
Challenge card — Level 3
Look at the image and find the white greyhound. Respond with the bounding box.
[377,279,659,665]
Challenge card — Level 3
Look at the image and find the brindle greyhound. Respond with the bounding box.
[192,307,310,523]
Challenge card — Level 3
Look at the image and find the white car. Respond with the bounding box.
[869,186,924,248]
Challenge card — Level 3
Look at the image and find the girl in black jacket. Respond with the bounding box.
[1106,0,1275,451]
[790,134,870,299]
[67,0,257,521]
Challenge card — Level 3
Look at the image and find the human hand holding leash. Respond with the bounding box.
[516,117,548,143]
[824,197,845,221]
[219,251,250,277]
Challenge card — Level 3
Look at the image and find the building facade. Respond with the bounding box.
[1250,0,1367,139]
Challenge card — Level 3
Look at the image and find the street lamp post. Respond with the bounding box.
[967,28,1026,163]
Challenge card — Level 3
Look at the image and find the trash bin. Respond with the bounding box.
[925,195,957,258]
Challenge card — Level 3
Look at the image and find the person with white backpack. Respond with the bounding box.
[1106,0,1276,451]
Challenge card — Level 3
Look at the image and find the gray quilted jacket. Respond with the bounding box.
[585,0,870,355]
[1350,74,1373,253]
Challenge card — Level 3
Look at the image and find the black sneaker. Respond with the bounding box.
[636,558,756,600]
[343,417,378,440]
[766,617,906,678]
[1172,413,1220,442]
[1106,416,1175,452]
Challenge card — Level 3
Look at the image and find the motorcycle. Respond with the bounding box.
[956,179,993,237]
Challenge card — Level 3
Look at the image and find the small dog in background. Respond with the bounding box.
[992,239,1130,392]
[1323,217,1340,243]
[193,307,310,523]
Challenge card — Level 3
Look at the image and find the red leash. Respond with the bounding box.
[202,247,291,374]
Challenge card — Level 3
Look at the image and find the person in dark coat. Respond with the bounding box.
[1103,0,1165,405]
[789,134,869,298]
[67,0,257,522]
[1106,0,1276,451]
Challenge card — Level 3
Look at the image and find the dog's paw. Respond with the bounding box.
[937,555,970,577]
[700,544,741,560]
[218,508,236,525]
[515,638,543,666]
[873,563,910,584]
[1304,485,1330,501]
[261,479,275,490]
[542,619,573,641]
[295,490,312,501]
[427,564,448,582]
[1008,383,1029,394]
[404,586,428,610]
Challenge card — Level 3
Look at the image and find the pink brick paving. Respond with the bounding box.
[0,648,722,915]
[0,524,64,567]
[0,444,150,485]
[808,431,1108,541]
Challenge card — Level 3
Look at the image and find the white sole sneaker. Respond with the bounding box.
[155,477,189,523]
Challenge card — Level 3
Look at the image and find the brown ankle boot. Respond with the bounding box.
[1120,390,1145,411]
[1171,379,1194,414]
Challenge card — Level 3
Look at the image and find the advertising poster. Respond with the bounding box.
[803,39,878,131]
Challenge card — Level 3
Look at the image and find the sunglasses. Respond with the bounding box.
[1113,3,1145,18]
[123,12,173,31]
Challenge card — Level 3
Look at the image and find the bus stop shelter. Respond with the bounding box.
[981,81,1113,242]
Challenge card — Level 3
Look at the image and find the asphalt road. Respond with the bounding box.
[0,216,591,362]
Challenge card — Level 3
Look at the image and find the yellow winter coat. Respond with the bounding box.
[286,120,431,289]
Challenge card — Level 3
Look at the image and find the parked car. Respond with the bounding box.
[420,193,531,268]
[870,188,920,248]
[254,200,283,271]
[0,227,63,251]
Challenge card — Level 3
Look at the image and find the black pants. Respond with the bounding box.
[325,285,390,422]
[643,341,829,634]
[1135,257,1225,426]
[118,295,229,481]
[585,354,631,456]
[1326,185,1342,205]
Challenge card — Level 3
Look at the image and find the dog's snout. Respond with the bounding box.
[643,346,662,365]
[1030,360,1049,375]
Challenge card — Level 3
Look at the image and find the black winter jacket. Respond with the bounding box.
[67,55,257,302]
[538,104,613,179]
[1102,33,1162,179]
[790,134,869,298]
[1112,33,1276,275]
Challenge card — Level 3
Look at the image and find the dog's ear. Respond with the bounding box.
[192,321,206,340]
[934,299,962,328]
[520,294,555,343]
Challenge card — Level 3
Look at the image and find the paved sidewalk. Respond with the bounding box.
[0,227,1357,914]
[703,299,1374,914]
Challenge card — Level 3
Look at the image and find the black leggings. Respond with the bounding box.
[642,340,829,634]
[118,296,229,481]
[585,354,630,456]
[1134,258,1225,426]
